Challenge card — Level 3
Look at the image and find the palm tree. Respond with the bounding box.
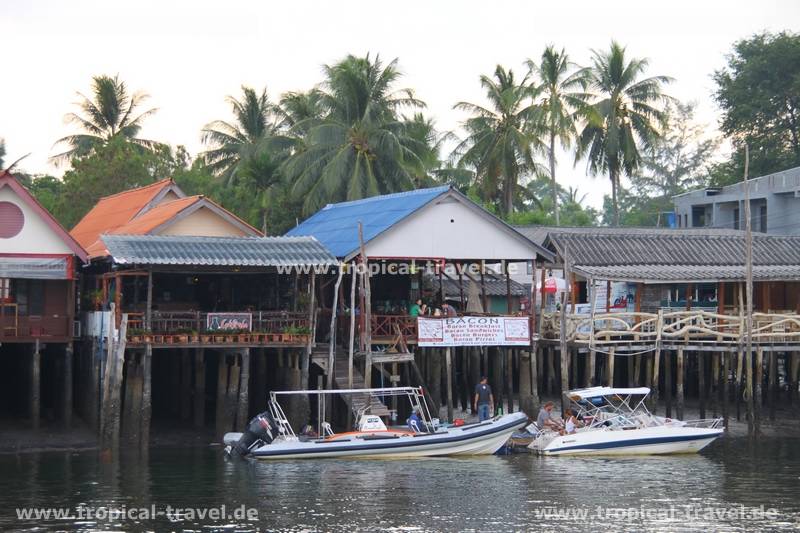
[278,89,326,137]
[284,54,426,214]
[527,46,588,225]
[403,113,454,187]
[576,42,673,226]
[452,66,545,216]
[51,74,160,164]
[201,86,286,182]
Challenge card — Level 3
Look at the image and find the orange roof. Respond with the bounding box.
[113,195,201,235]
[70,179,176,248]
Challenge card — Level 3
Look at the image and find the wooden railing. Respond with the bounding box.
[371,314,418,340]
[544,310,800,346]
[127,310,309,335]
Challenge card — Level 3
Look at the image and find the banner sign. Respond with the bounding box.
[0,256,70,279]
[206,312,252,331]
[417,316,530,347]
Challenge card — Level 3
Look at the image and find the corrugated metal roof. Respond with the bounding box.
[101,234,338,267]
[514,225,746,247]
[426,275,527,297]
[547,232,800,283]
[286,186,451,258]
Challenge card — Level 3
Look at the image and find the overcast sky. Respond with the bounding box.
[2,0,798,208]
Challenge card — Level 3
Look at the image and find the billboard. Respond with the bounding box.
[417,316,530,347]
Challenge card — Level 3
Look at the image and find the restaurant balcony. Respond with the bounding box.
[119,310,312,348]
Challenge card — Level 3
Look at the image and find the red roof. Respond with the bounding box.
[0,170,88,261]
[70,178,178,249]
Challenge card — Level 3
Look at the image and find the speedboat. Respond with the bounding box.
[528,387,723,456]
[224,386,528,459]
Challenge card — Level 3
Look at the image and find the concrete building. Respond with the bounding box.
[672,165,800,235]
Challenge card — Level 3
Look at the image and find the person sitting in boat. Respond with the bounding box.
[536,401,563,432]
[300,424,319,438]
[561,409,583,435]
[407,411,427,433]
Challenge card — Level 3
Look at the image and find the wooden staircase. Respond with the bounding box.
[311,344,391,417]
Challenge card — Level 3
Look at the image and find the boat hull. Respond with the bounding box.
[534,426,723,456]
[242,412,528,460]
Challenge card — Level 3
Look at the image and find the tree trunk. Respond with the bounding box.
[611,168,620,227]
[550,132,559,225]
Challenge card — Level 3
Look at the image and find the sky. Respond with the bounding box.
[1,0,798,209]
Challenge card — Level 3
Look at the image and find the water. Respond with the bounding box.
[1,438,798,532]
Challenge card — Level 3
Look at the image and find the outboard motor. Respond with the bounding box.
[232,411,276,457]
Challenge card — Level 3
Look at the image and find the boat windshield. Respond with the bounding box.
[267,387,435,438]
[568,389,653,430]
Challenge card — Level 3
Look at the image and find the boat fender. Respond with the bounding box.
[233,411,275,456]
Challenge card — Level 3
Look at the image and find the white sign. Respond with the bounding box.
[417,316,530,347]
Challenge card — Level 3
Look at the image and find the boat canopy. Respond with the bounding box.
[567,387,651,400]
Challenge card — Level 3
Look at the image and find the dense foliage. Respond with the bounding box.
[7,32,796,233]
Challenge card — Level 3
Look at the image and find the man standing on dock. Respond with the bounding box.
[473,377,494,421]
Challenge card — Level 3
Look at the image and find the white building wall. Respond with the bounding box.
[364,195,539,260]
[0,186,74,255]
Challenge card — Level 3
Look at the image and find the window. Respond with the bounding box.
[0,278,9,299]
[759,205,768,232]
[684,214,688,228]
[733,208,740,230]
[10,279,45,316]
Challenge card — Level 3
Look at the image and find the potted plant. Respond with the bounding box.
[174,328,190,344]
[142,330,153,343]
[189,329,200,343]
[128,328,143,343]
[200,332,212,343]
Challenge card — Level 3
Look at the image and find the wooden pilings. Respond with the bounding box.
[30,339,40,430]
[63,343,73,429]
[194,349,206,428]
[676,348,685,420]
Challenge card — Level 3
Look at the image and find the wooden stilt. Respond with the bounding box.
[536,345,544,394]
[506,348,514,413]
[194,349,205,428]
[63,343,73,428]
[215,353,229,439]
[570,349,578,390]
[754,346,763,432]
[645,353,653,407]
[698,352,706,420]
[31,340,41,430]
[633,354,641,387]
[790,352,799,405]
[180,349,192,421]
[711,352,720,417]
[445,347,454,422]
[491,348,503,414]
[122,353,136,442]
[236,349,250,431]
[430,349,442,416]
[722,351,730,429]
[586,349,595,388]
[676,347,685,420]
[546,347,556,394]
[140,344,152,451]
[520,349,533,414]
[225,353,241,433]
[627,354,634,388]
[606,348,615,387]
[768,350,776,421]
[651,310,663,413]
[664,351,672,418]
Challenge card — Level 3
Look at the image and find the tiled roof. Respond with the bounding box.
[286,186,451,258]
[112,196,201,235]
[70,179,175,248]
[101,234,338,267]
[547,232,800,283]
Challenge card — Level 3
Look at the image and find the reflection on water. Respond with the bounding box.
[1,439,798,532]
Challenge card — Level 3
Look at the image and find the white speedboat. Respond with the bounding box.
[528,387,723,456]
[225,387,528,459]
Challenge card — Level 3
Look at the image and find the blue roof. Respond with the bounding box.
[286,186,450,258]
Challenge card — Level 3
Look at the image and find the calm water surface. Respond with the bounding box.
[1,438,798,532]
